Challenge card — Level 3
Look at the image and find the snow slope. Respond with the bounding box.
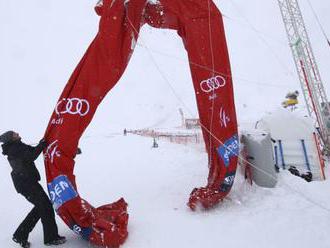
[1,1,330,248]
[1,133,330,248]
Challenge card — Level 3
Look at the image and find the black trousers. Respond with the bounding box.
[13,183,59,243]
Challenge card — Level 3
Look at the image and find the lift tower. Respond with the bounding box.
[278,0,330,152]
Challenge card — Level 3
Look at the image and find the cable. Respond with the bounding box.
[207,0,216,170]
[222,12,290,47]
[305,0,330,49]
[135,42,295,88]
[226,0,296,77]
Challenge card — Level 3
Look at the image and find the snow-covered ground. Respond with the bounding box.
[1,133,330,248]
[1,1,330,248]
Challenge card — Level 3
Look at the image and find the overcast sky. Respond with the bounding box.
[218,0,330,91]
[0,0,329,137]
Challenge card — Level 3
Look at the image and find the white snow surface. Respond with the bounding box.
[1,1,330,248]
[256,108,315,140]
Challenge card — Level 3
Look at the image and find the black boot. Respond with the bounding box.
[301,172,313,182]
[12,236,30,248]
[288,166,300,176]
[45,235,66,246]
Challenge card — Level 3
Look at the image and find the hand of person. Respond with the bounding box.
[39,137,48,148]
[76,147,82,155]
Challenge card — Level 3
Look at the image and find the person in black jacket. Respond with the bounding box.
[0,131,66,248]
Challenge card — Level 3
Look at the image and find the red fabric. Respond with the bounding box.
[44,0,238,246]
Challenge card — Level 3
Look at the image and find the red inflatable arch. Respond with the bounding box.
[44,0,238,246]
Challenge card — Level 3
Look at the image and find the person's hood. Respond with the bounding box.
[0,131,15,143]
[1,140,21,156]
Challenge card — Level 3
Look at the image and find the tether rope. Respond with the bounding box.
[305,0,330,49]
[228,0,296,78]
[207,0,216,171]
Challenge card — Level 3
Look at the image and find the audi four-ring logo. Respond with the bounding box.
[200,75,226,93]
[55,98,90,116]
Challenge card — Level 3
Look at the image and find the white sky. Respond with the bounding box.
[0,0,329,137]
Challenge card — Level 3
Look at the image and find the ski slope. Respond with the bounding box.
[1,133,330,248]
[1,1,330,248]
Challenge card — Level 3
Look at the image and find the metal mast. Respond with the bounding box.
[278,0,330,152]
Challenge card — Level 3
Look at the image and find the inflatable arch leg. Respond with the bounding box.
[44,0,238,247]
[144,0,238,210]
